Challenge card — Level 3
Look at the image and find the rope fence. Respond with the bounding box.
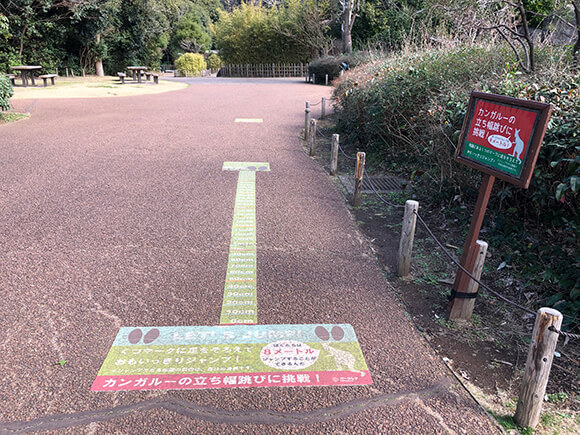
[309,101,574,325]
[302,97,578,430]
[303,98,578,429]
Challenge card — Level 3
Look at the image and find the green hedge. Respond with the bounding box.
[333,44,579,322]
[175,53,207,76]
[0,73,13,111]
[308,53,369,85]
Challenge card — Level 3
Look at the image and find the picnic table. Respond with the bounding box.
[10,65,42,87]
[127,66,147,83]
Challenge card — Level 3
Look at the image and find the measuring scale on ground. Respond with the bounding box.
[92,162,371,391]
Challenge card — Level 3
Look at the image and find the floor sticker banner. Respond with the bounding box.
[92,324,372,391]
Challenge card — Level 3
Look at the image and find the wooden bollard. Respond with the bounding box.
[448,240,489,320]
[352,152,365,207]
[515,308,563,428]
[448,240,488,319]
[309,119,317,156]
[304,102,310,139]
[330,134,339,176]
[321,97,326,119]
[397,200,419,277]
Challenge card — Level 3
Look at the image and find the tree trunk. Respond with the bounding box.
[574,0,580,71]
[517,0,534,72]
[95,33,104,77]
[341,0,356,54]
[18,23,27,60]
[342,30,353,54]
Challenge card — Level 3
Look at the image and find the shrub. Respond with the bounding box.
[175,53,207,76]
[0,73,13,111]
[332,44,579,323]
[308,52,369,84]
[333,45,511,179]
[206,53,222,71]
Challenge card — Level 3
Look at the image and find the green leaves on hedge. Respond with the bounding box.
[0,73,13,111]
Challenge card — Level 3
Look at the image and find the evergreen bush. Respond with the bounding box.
[333,44,579,322]
[0,73,13,111]
[206,53,222,71]
[175,53,207,76]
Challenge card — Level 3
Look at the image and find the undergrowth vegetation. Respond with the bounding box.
[333,44,579,327]
[0,73,13,111]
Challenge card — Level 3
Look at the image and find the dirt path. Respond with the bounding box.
[0,78,498,433]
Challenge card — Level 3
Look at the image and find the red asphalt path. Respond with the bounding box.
[0,78,499,433]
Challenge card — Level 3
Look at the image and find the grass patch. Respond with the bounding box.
[0,111,29,123]
[488,411,534,434]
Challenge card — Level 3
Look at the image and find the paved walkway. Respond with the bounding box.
[0,78,498,433]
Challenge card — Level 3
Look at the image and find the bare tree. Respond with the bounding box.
[488,0,535,72]
[341,0,359,53]
[574,0,580,69]
[180,39,202,53]
[430,0,537,71]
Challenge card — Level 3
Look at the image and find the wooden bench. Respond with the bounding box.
[39,74,57,86]
[145,72,151,81]
[117,72,126,84]
[8,74,16,85]
[152,73,159,84]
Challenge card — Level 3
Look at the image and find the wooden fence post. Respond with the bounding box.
[450,240,488,319]
[304,102,311,139]
[448,174,495,321]
[330,134,339,176]
[352,152,365,207]
[397,200,419,277]
[309,119,317,156]
[515,308,563,429]
[321,97,326,119]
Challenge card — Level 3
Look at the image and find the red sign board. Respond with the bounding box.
[456,92,552,188]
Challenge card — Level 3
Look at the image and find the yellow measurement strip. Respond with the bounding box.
[220,163,269,324]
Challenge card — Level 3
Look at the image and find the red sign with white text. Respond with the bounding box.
[456,92,552,188]
[464,100,538,177]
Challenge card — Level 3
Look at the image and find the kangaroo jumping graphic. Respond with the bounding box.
[321,342,366,377]
[512,129,524,161]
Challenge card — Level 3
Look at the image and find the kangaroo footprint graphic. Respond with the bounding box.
[128,328,160,344]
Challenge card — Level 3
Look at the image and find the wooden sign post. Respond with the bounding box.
[448,92,551,320]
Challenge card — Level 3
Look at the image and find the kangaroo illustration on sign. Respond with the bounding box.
[512,129,524,161]
[321,343,366,377]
